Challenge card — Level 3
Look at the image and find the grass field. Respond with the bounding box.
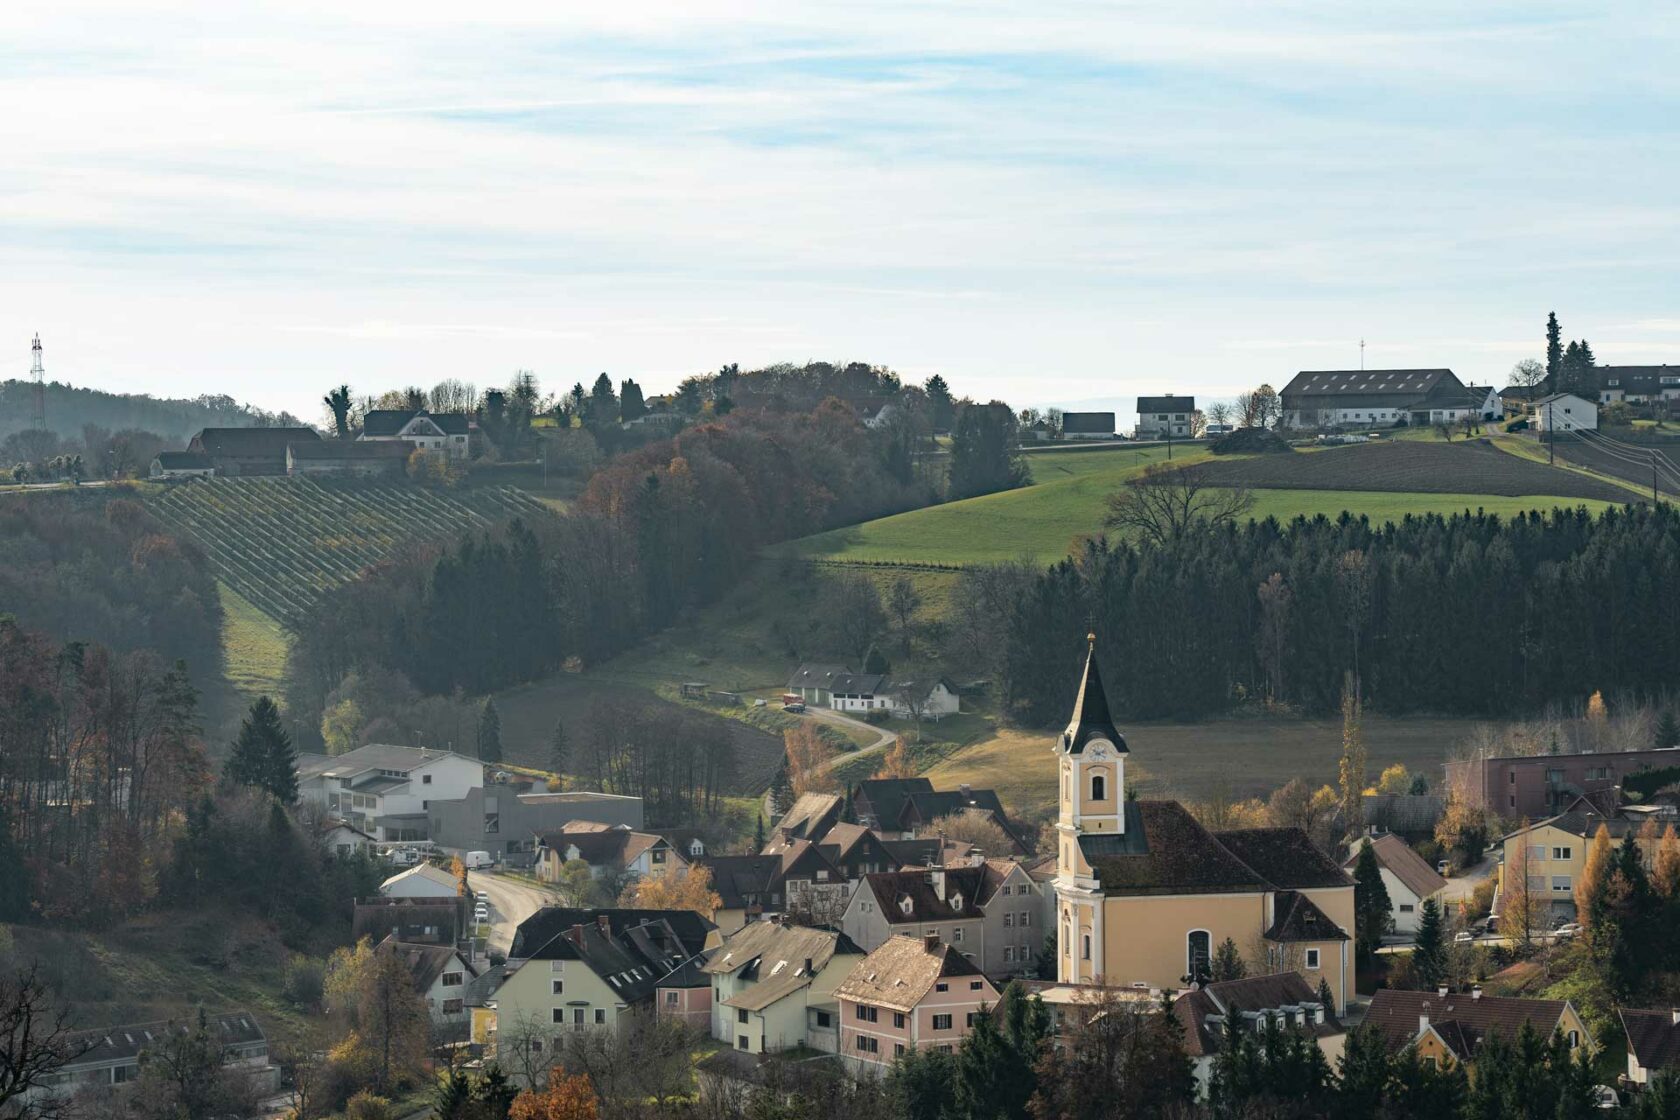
[926,714,1504,819]
[217,582,289,702]
[784,439,1623,568]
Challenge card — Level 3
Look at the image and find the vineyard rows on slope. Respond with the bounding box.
[147,477,551,627]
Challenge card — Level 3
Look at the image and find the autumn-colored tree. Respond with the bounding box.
[1375,764,1412,796]
[784,724,838,796]
[926,811,1017,857]
[1434,789,1490,867]
[1575,823,1614,927]
[873,737,917,780]
[451,854,468,897]
[323,938,430,1094]
[511,1073,599,1120]
[1502,839,1542,948]
[1653,824,1680,899]
[619,864,723,918]
[1337,677,1366,842]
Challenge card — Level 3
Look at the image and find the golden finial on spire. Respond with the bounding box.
[1087,631,1096,645]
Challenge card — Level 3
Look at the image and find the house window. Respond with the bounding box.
[1305,949,1320,970]
[1020,911,1030,927]
[953,928,963,943]
[815,1011,831,1028]
[423,774,432,784]
[1552,876,1572,892]
[894,1011,906,1028]
[552,980,564,995]
[895,1043,906,1057]
[1187,930,1211,978]
[856,1005,878,1023]
[738,1035,749,1051]
[573,1009,585,1026]
[666,991,679,1006]
[1003,946,1015,963]
[1568,1030,1580,1049]
[1004,913,1014,928]
[933,1014,953,1031]
[967,1012,981,1027]
[594,1010,606,1025]
[1529,846,1546,862]
[738,1009,749,1024]
[935,982,949,992]
[856,1036,879,1054]
[552,1009,566,1024]
[1399,904,1415,913]
[442,972,463,987]
[652,850,666,864]
[970,981,983,991]
[1424,1056,1438,1070]
[1552,847,1572,861]
[443,998,464,1014]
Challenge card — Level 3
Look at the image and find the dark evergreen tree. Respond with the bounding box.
[1352,842,1393,963]
[619,378,647,422]
[1211,937,1247,982]
[886,1045,957,1120]
[0,805,29,921]
[224,696,298,804]
[950,1006,1021,1120]
[1411,897,1446,990]
[476,698,502,764]
[863,646,891,675]
[1332,1024,1390,1120]
[948,400,1028,500]
[586,373,619,429]
[753,813,766,854]
[1317,976,1335,1015]
[924,374,955,432]
[548,717,567,776]
[1546,311,1564,384]
[1656,710,1680,749]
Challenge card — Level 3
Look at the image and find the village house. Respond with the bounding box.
[1053,639,1355,1012]
[836,934,1001,1074]
[1619,1008,1680,1087]
[426,786,644,865]
[1499,384,1544,416]
[1343,832,1448,936]
[1445,745,1680,819]
[697,839,848,934]
[147,450,216,480]
[769,792,845,846]
[185,426,323,476]
[491,907,717,1075]
[296,743,483,844]
[1278,368,1475,429]
[359,408,473,458]
[27,1011,280,1111]
[882,837,981,869]
[379,861,462,900]
[804,822,901,881]
[784,665,961,719]
[1135,395,1198,439]
[1531,392,1598,432]
[381,937,477,1026]
[1173,972,1345,1097]
[317,818,377,858]
[286,439,413,477]
[1060,411,1116,440]
[1596,365,1680,406]
[704,920,866,1055]
[1462,384,1503,420]
[352,896,466,947]
[533,822,687,884]
[851,778,1013,843]
[840,858,1044,979]
[1497,801,1675,924]
[1363,988,1591,1068]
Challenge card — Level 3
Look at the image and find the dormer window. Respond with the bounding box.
[899,896,913,916]
[950,893,963,911]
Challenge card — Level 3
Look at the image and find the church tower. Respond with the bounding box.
[1054,633,1129,983]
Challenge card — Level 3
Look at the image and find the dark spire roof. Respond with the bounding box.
[1061,635,1128,755]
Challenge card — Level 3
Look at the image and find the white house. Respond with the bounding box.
[532,823,688,884]
[359,409,472,458]
[1136,395,1197,439]
[148,451,217,480]
[884,678,961,721]
[318,819,377,858]
[383,938,477,1025]
[25,1011,279,1111]
[1532,393,1598,432]
[1342,833,1447,936]
[297,744,483,843]
[1463,385,1502,420]
[381,862,462,899]
[786,665,960,719]
[703,921,866,1056]
[1621,1008,1680,1087]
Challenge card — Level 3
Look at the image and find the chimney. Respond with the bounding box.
[924,932,940,952]
[1671,1009,1680,1027]
[804,957,814,976]
[596,914,611,937]
[929,869,946,900]
[1419,1012,1430,1034]
[1437,986,1449,998]
[1471,986,1482,1001]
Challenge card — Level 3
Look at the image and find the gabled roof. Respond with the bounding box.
[698,854,786,911]
[880,838,975,868]
[772,793,844,844]
[1532,392,1595,409]
[288,439,413,461]
[860,866,988,925]
[1060,641,1127,756]
[380,862,460,893]
[65,1011,267,1069]
[363,409,471,437]
[1138,395,1195,413]
[1280,369,1459,403]
[381,937,474,993]
[1264,890,1349,942]
[351,896,462,944]
[1363,989,1574,1059]
[787,664,883,695]
[1080,802,1267,897]
[511,907,716,962]
[704,923,864,1011]
[1343,833,1447,900]
[854,778,933,828]
[1216,828,1353,891]
[154,451,213,469]
[810,822,880,861]
[298,742,470,780]
[1598,365,1680,393]
[1621,1009,1680,1073]
[537,825,671,868]
[835,935,989,1013]
[189,427,321,457]
[1173,972,1341,1057]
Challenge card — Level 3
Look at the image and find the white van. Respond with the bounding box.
[464,850,494,870]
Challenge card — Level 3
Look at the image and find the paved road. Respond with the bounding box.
[471,869,557,956]
[1441,853,1497,904]
[803,706,898,770]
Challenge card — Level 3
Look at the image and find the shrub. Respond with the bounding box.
[1209,428,1292,455]
[282,954,325,1010]
[345,1090,394,1120]
[1505,418,1529,432]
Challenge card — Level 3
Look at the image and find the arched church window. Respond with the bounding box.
[1081,933,1091,961]
[1186,930,1211,980]
[1091,773,1106,802]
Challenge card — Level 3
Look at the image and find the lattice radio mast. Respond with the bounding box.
[30,334,47,432]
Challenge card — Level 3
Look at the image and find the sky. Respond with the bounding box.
[3,2,1679,425]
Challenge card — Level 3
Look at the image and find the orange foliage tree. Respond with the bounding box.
[1575,823,1614,925]
[872,737,917,780]
[511,1073,599,1120]
[618,864,724,918]
[784,724,838,796]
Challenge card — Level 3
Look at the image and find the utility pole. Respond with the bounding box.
[1655,450,1661,505]
[1359,338,1365,371]
[1548,399,1554,465]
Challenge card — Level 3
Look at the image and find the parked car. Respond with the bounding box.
[474,905,490,923]
[1591,1085,1620,1110]
[1436,860,1451,875]
[782,702,807,713]
[1204,424,1233,437]
[1454,931,1475,944]
[476,890,489,903]
[1554,923,1582,940]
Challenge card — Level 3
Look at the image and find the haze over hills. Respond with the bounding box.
[0,379,302,442]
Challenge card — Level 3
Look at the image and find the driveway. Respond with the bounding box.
[801,707,897,771]
[1441,854,1497,904]
[471,869,557,957]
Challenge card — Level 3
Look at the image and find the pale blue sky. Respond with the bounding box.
[3,2,1678,422]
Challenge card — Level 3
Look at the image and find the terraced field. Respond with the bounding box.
[149,477,551,627]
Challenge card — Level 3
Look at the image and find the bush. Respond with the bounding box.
[862,709,892,726]
[1505,418,1529,432]
[1469,878,1496,921]
[345,1090,393,1120]
[282,955,325,1010]
[1209,428,1292,455]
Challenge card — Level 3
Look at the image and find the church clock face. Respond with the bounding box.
[1088,740,1112,759]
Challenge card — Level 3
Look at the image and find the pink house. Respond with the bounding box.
[835,934,1001,1073]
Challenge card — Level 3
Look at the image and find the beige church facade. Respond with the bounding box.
[1053,639,1355,1013]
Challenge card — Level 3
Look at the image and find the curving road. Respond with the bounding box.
[470,869,558,957]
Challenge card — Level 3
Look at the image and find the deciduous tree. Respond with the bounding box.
[619,864,723,918]
[1102,463,1255,548]
[873,737,917,780]
[783,724,838,796]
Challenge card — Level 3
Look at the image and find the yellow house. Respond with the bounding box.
[1497,801,1658,928]
[1053,638,1356,1012]
[1365,988,1592,1068]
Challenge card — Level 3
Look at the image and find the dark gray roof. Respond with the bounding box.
[1364,989,1573,1059]
[382,938,474,992]
[288,439,413,461]
[1173,972,1340,1057]
[1282,369,1458,401]
[1138,396,1195,413]
[1061,411,1115,434]
[66,1011,266,1069]
[512,907,715,961]
[1622,1009,1680,1073]
[1263,890,1349,942]
[1060,642,1128,756]
[154,451,213,469]
[1082,802,1268,896]
[363,409,471,437]
[1216,828,1354,891]
[1600,366,1680,393]
[190,426,321,457]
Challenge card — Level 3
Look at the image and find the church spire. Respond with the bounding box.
[1061,633,1128,755]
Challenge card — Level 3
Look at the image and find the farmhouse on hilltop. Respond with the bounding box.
[1135,395,1197,439]
[360,409,472,458]
[1596,365,1680,405]
[1052,638,1355,1012]
[1278,369,1481,429]
[286,439,412,477]
[1060,411,1116,440]
[186,426,321,476]
[786,665,960,719]
[1531,392,1598,432]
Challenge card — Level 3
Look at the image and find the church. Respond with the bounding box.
[1053,637,1355,1012]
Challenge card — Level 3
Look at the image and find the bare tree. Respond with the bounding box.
[1253,384,1281,429]
[494,1011,555,1089]
[1206,401,1234,429]
[0,966,88,1120]
[1508,358,1546,389]
[927,810,1017,857]
[1102,463,1256,548]
[887,577,922,656]
[1235,391,1259,428]
[1502,838,1542,951]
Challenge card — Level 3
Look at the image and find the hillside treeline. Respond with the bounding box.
[999,505,1680,723]
[0,494,222,679]
[0,380,300,442]
[287,406,934,750]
